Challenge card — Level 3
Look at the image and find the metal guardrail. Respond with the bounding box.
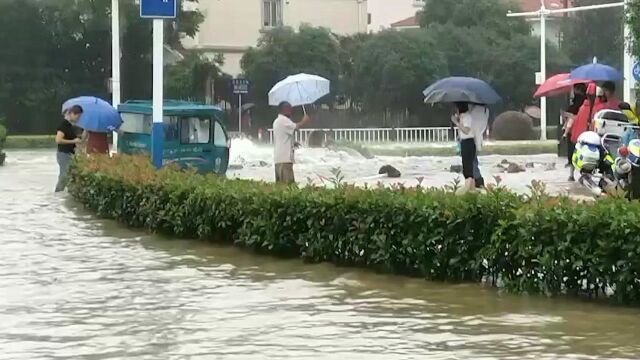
[266,127,457,144]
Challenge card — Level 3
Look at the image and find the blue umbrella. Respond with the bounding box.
[423,77,502,105]
[62,96,123,133]
[570,62,621,82]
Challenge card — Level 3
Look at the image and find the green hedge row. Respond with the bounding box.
[69,155,640,305]
[4,135,55,149]
[0,125,6,149]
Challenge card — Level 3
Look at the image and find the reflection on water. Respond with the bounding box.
[1,150,639,359]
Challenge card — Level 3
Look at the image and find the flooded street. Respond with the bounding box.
[1,149,640,359]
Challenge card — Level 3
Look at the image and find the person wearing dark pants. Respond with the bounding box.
[452,102,476,192]
[55,105,83,192]
[473,157,484,188]
[562,83,587,181]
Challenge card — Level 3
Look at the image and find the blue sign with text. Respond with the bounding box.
[140,0,177,19]
[633,62,640,82]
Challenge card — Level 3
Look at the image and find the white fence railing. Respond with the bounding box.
[267,127,457,144]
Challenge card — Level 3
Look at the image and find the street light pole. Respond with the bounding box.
[111,0,121,151]
[540,1,547,141]
[624,0,634,103]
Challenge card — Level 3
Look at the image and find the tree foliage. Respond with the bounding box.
[626,0,640,60]
[562,0,623,69]
[419,0,568,109]
[0,0,207,134]
[165,53,226,103]
[241,26,342,106]
[349,30,446,112]
[419,0,531,39]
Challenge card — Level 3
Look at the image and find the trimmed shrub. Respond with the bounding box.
[492,111,536,140]
[69,155,640,305]
[4,135,55,149]
[0,125,7,166]
[0,124,6,149]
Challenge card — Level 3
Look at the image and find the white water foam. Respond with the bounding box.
[227,138,586,196]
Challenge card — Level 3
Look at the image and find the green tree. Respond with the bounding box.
[0,0,61,134]
[165,53,225,102]
[349,30,447,113]
[337,32,373,106]
[419,0,531,39]
[427,23,568,108]
[241,25,342,106]
[562,0,623,69]
[626,0,640,60]
[418,0,569,110]
[0,0,205,134]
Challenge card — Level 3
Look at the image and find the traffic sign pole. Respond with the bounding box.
[152,18,164,169]
[232,78,250,134]
[140,0,177,169]
[111,0,121,153]
[238,94,242,133]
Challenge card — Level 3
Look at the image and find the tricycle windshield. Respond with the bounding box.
[180,117,211,144]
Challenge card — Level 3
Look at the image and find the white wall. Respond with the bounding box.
[285,0,368,35]
[367,0,420,32]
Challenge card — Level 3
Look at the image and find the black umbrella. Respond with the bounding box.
[423,77,502,105]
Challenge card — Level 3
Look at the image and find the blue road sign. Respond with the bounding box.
[140,0,177,19]
[633,62,640,82]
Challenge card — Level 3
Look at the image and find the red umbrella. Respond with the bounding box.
[534,73,588,98]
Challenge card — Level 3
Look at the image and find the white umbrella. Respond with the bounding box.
[268,73,330,107]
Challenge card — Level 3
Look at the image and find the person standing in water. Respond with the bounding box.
[272,102,311,184]
[562,83,587,181]
[469,103,489,188]
[451,102,476,192]
[55,105,83,192]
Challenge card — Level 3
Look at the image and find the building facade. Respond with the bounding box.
[184,0,368,76]
[367,0,423,32]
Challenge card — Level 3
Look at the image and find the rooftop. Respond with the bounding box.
[390,15,419,28]
[118,100,223,116]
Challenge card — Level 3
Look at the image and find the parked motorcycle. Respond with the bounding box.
[573,110,640,198]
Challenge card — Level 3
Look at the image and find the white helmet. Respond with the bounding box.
[577,131,601,146]
[615,157,632,176]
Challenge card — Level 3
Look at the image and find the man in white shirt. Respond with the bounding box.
[272,102,311,184]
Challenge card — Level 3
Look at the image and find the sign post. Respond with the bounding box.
[232,78,250,133]
[140,0,177,168]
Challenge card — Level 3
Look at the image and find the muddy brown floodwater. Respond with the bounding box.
[1,150,639,360]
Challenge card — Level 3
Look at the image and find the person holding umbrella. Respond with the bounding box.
[451,102,476,191]
[561,83,587,180]
[268,73,329,184]
[423,76,501,191]
[272,102,311,184]
[61,96,123,156]
[55,105,83,192]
